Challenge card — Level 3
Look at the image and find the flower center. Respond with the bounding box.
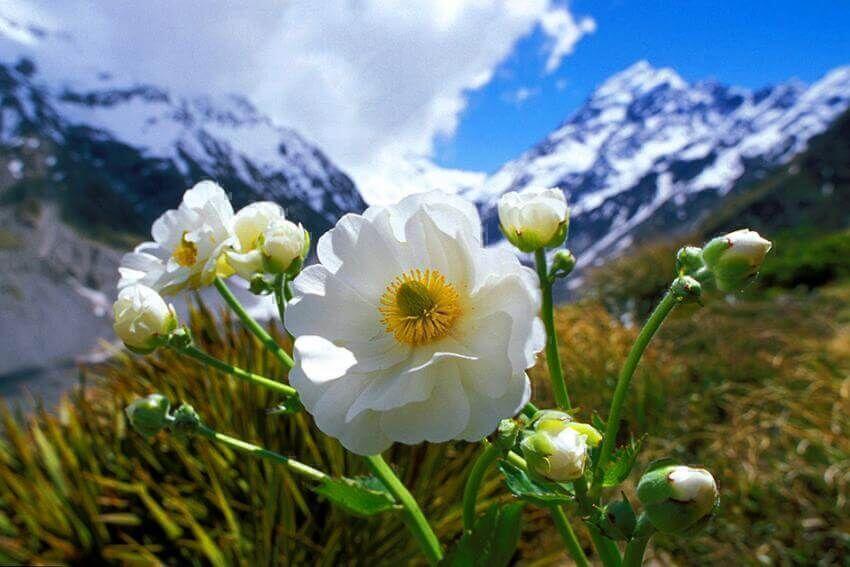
[172,232,198,267]
[379,269,461,346]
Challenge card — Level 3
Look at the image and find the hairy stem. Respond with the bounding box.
[590,289,678,501]
[214,277,294,369]
[174,344,298,398]
[623,514,656,567]
[365,454,443,565]
[534,249,571,410]
[550,505,591,567]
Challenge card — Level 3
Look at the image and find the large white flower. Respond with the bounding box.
[285,191,545,455]
[118,181,236,295]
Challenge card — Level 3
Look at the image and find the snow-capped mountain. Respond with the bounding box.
[468,61,850,266]
[0,37,365,238]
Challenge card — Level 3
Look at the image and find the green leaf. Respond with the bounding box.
[498,461,573,507]
[443,503,524,567]
[602,436,645,488]
[312,476,398,517]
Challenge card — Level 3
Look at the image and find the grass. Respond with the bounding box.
[0,275,848,564]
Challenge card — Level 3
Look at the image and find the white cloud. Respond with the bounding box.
[540,7,596,74]
[502,86,541,106]
[0,1,593,204]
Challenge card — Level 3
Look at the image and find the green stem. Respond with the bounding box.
[574,478,622,566]
[462,441,503,532]
[214,277,294,369]
[522,402,538,418]
[550,505,591,567]
[174,344,298,398]
[274,274,287,326]
[622,514,655,567]
[364,454,443,565]
[590,289,678,501]
[195,424,325,481]
[534,249,571,410]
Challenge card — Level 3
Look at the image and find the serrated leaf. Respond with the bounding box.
[443,502,524,567]
[312,476,398,517]
[602,436,645,488]
[498,461,573,507]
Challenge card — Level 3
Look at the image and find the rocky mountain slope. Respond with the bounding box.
[0,55,365,239]
[467,61,850,267]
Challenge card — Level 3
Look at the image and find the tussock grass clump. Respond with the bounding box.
[1,284,848,564]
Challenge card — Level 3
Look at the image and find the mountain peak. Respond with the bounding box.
[594,60,687,99]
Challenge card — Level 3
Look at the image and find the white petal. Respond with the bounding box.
[292,336,356,384]
[460,373,531,441]
[452,310,514,398]
[379,361,470,444]
[366,191,482,243]
[285,266,384,343]
[399,209,475,289]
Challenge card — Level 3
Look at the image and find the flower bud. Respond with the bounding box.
[550,249,577,279]
[170,403,202,438]
[113,284,178,354]
[125,394,171,437]
[701,229,772,292]
[521,410,601,482]
[670,275,702,303]
[598,496,637,541]
[498,188,569,252]
[675,246,704,276]
[262,220,309,275]
[636,462,719,535]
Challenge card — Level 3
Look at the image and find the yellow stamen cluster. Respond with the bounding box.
[172,232,198,267]
[380,269,461,346]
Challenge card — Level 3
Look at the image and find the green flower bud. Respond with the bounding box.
[670,275,702,303]
[676,246,704,276]
[495,418,519,450]
[637,462,719,535]
[550,249,577,279]
[701,229,772,292]
[521,410,601,482]
[598,495,637,541]
[498,188,569,252]
[170,403,202,438]
[125,394,171,438]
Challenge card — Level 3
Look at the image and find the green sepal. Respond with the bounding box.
[498,461,573,507]
[442,502,524,567]
[312,475,398,517]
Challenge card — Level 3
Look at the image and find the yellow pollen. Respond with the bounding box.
[172,232,198,267]
[379,269,461,346]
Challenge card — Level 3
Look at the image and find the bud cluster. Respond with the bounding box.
[124,394,202,439]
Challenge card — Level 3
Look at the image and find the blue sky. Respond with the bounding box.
[435,0,850,173]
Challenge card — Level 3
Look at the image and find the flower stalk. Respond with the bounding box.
[364,454,444,565]
[172,343,298,398]
[214,276,294,369]
[534,249,571,410]
[590,288,679,501]
[462,440,504,532]
[622,514,656,567]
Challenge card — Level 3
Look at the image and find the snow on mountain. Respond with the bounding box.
[468,60,850,267]
[0,15,365,237]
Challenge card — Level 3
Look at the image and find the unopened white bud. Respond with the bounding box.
[113,284,177,353]
[498,188,569,252]
[262,220,309,274]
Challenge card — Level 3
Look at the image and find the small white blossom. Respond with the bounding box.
[118,181,236,295]
[545,427,589,481]
[263,220,308,273]
[226,201,308,278]
[498,187,569,252]
[113,284,176,353]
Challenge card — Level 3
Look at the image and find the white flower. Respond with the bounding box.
[118,181,236,295]
[113,284,177,353]
[285,191,545,455]
[498,187,569,252]
[668,466,717,502]
[226,201,308,279]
